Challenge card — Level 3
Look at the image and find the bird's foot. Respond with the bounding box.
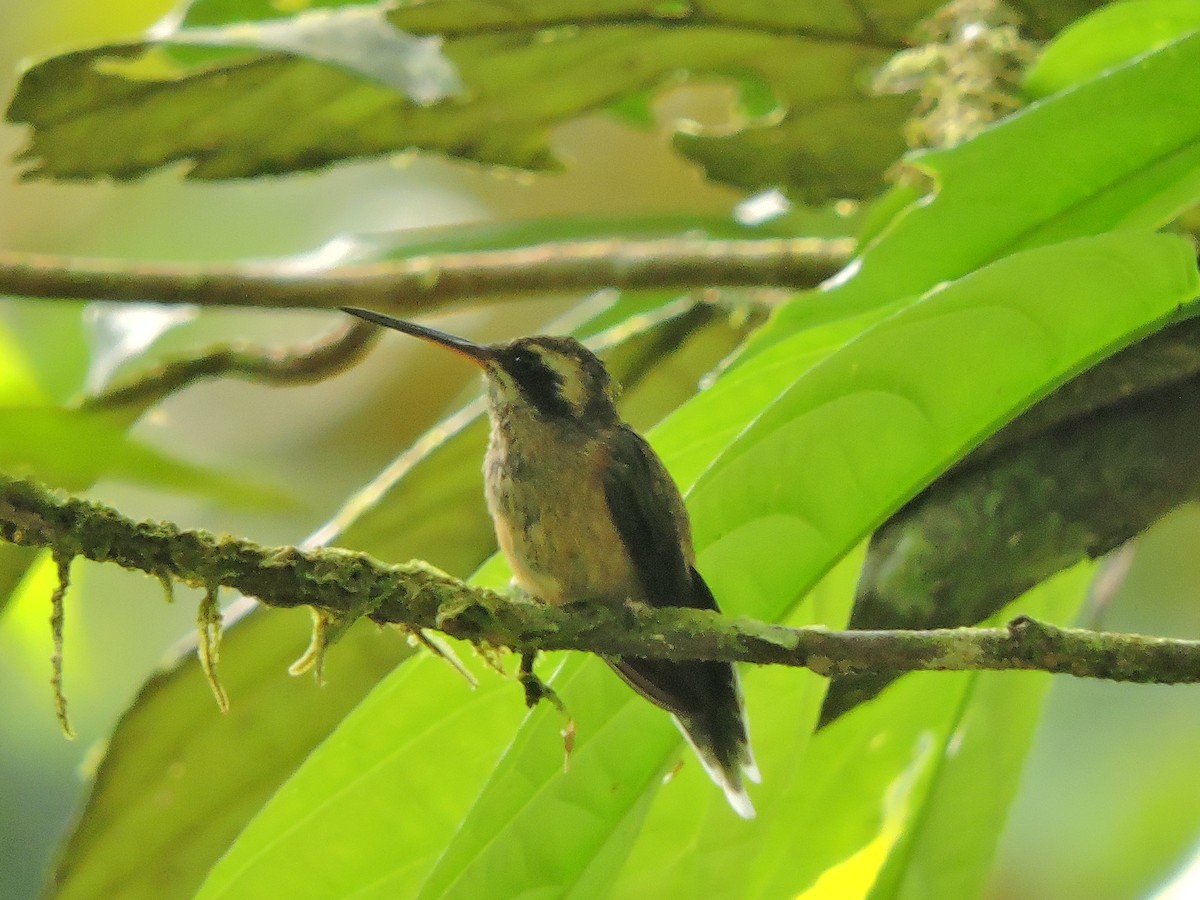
[518,651,576,769]
[518,651,563,710]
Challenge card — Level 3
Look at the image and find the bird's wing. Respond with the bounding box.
[600,425,714,612]
[601,427,756,816]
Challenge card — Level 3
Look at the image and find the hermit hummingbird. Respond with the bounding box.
[343,306,759,817]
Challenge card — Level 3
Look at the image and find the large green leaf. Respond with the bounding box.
[4,1,1105,200]
[182,0,364,26]
[178,0,1101,36]
[196,643,524,899]
[0,321,53,617]
[197,231,1199,897]
[45,610,412,900]
[2,3,889,199]
[866,566,1092,900]
[764,29,1200,338]
[650,302,905,489]
[1025,0,1200,97]
[692,233,1199,594]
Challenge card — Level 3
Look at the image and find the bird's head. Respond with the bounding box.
[342,307,619,432]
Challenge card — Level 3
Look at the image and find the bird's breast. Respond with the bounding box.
[484,433,642,606]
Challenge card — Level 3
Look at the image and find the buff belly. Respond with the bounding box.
[485,443,642,607]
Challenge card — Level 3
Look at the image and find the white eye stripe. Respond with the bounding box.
[504,338,616,420]
[538,352,590,411]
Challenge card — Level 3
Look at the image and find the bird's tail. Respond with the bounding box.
[609,657,759,818]
[674,711,760,819]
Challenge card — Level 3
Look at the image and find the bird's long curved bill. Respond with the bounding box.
[341,307,492,366]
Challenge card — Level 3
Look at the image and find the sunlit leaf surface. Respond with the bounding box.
[763,30,1200,338]
[6,1,1105,200]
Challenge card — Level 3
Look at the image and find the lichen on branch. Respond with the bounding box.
[48,549,73,737]
[3,473,1200,727]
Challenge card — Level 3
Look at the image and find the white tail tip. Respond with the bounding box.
[724,783,756,819]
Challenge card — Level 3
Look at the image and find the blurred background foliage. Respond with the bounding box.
[2,2,1200,899]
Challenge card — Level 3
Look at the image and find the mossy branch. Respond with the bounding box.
[4,474,1200,715]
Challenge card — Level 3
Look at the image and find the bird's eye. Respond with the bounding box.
[504,346,572,418]
[508,348,551,384]
[507,351,533,379]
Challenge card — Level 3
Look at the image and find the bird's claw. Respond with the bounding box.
[518,650,563,711]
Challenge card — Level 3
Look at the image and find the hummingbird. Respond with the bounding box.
[343,306,759,817]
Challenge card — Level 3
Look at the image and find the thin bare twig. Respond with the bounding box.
[0,237,854,312]
[81,320,378,415]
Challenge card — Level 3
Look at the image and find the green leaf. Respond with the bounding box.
[196,647,522,899]
[650,302,905,489]
[1026,0,1200,98]
[692,233,1200,597]
[866,565,1092,900]
[182,0,368,28]
[170,6,463,101]
[0,322,52,619]
[7,1,1117,198]
[410,655,679,900]
[763,30,1200,337]
[0,2,931,199]
[45,611,412,900]
[0,406,287,505]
